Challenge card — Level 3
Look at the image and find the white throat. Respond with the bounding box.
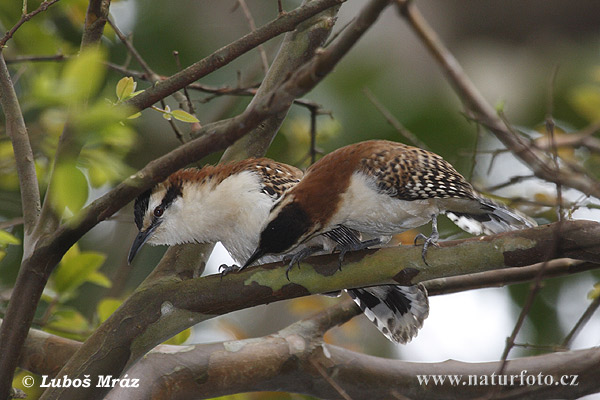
[148,171,275,264]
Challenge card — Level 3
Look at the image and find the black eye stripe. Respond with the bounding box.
[155,183,183,217]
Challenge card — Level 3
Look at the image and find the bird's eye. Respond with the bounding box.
[153,206,164,217]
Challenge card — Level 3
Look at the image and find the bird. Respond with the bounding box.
[243,140,537,269]
[128,158,430,344]
[240,141,537,340]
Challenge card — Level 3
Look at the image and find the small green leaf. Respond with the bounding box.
[0,250,5,263]
[53,247,106,295]
[86,271,112,288]
[127,111,142,120]
[50,162,89,214]
[162,113,172,121]
[116,77,136,101]
[97,298,122,323]
[171,109,200,123]
[44,308,91,340]
[162,328,191,345]
[0,230,21,246]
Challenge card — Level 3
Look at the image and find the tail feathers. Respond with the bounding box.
[347,284,429,344]
[446,197,537,236]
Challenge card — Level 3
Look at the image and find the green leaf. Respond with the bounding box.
[86,271,112,288]
[50,162,89,214]
[127,111,142,120]
[0,230,21,246]
[97,298,122,323]
[162,328,191,345]
[116,77,136,101]
[171,109,199,123]
[0,250,5,263]
[61,48,106,103]
[44,308,91,341]
[53,246,106,295]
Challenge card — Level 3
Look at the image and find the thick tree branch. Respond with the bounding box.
[80,0,111,49]
[395,0,600,199]
[106,299,600,400]
[41,220,600,399]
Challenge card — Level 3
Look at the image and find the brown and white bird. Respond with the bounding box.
[128,158,429,344]
[243,140,537,269]
[241,141,536,338]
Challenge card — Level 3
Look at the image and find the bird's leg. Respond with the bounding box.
[219,264,240,278]
[334,238,382,269]
[283,246,322,280]
[414,214,440,266]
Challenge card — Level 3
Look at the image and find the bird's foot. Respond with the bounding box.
[219,263,240,278]
[414,214,440,266]
[334,238,382,269]
[283,246,321,280]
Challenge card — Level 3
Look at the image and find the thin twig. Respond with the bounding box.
[237,0,270,74]
[363,87,429,149]
[0,0,61,47]
[173,50,196,116]
[546,66,563,221]
[0,217,24,230]
[311,357,354,400]
[5,54,67,64]
[562,295,600,349]
[108,18,186,143]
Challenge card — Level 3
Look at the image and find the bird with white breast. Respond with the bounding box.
[243,139,537,269]
[128,157,429,344]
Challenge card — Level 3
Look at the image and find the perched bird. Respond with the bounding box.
[128,159,303,265]
[128,158,429,344]
[243,140,537,269]
[240,141,537,340]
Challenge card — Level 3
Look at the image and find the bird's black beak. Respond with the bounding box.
[240,247,265,271]
[128,225,157,264]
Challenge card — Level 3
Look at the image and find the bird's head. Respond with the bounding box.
[128,180,183,264]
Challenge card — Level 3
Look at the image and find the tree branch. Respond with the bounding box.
[123,0,346,113]
[0,54,40,245]
[41,220,600,399]
[106,300,600,400]
[0,0,62,48]
[0,1,114,396]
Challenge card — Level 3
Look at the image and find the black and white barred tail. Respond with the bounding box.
[347,284,429,344]
[446,197,537,236]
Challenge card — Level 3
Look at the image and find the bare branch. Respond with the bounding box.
[237,0,270,74]
[363,87,429,149]
[106,303,600,400]
[80,0,111,49]
[0,54,40,245]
